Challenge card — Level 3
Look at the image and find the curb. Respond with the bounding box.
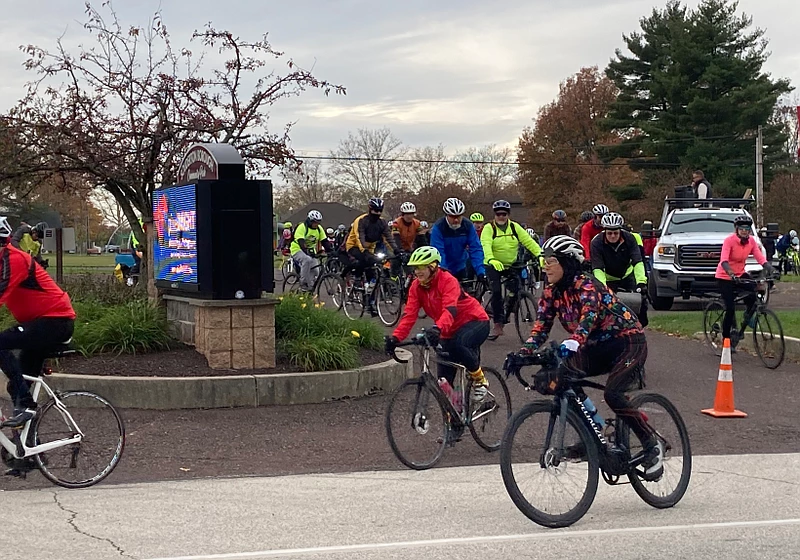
[692,332,800,363]
[1,349,415,410]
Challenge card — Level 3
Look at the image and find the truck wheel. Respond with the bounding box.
[648,278,674,311]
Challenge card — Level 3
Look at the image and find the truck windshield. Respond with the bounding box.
[665,214,739,235]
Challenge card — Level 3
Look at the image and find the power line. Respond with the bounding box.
[295,154,682,167]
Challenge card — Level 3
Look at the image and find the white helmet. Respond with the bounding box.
[601,212,624,230]
[443,197,465,216]
[400,201,416,214]
[326,227,334,235]
[542,235,585,263]
[420,220,429,228]
[592,204,609,216]
[337,224,346,231]
[790,230,797,238]
[307,210,323,222]
[526,228,536,237]
[0,217,11,238]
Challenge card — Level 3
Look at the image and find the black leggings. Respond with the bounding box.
[607,275,648,327]
[0,317,74,408]
[347,247,380,280]
[486,268,515,325]
[437,320,490,385]
[717,277,756,339]
[566,334,652,445]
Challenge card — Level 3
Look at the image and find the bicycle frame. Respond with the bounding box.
[0,374,83,460]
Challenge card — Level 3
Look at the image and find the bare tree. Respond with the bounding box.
[275,159,357,215]
[400,144,452,192]
[2,1,344,285]
[329,127,405,199]
[451,144,516,196]
[91,188,129,230]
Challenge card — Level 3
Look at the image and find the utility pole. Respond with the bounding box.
[755,125,764,229]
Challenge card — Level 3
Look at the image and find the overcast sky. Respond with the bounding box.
[0,0,797,158]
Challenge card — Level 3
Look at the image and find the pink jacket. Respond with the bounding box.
[715,233,766,279]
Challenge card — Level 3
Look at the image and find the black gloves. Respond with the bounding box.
[384,335,399,355]
[426,327,441,347]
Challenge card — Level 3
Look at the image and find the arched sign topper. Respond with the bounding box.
[177,143,245,183]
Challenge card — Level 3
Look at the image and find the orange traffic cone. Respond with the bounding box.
[702,338,747,418]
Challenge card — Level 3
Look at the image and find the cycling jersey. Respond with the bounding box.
[391,217,425,252]
[0,245,76,323]
[346,213,396,254]
[429,217,485,276]
[590,229,646,286]
[393,268,488,340]
[715,233,766,279]
[290,220,328,256]
[480,220,541,267]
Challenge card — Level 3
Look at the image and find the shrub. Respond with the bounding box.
[74,300,173,356]
[62,273,146,305]
[280,336,359,371]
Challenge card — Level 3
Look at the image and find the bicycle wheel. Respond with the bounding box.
[702,300,726,351]
[513,292,538,343]
[34,391,125,489]
[282,273,301,294]
[500,401,600,528]
[753,308,785,369]
[281,258,294,280]
[375,277,403,327]
[342,276,365,320]
[385,378,448,470]
[315,273,343,310]
[621,393,692,509]
[466,367,512,452]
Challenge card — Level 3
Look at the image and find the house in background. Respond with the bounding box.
[474,194,534,226]
[280,202,361,230]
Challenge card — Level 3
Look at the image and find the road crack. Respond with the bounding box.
[51,491,136,558]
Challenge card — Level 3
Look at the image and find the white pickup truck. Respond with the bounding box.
[648,198,766,311]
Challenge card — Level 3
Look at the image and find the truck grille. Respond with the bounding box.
[678,244,722,269]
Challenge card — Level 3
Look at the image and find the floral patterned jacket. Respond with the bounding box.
[524,273,642,350]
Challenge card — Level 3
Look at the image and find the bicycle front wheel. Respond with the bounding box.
[282,273,301,294]
[385,379,448,470]
[34,391,125,489]
[513,292,538,343]
[466,367,512,451]
[753,308,785,369]
[500,401,599,528]
[342,277,366,320]
[703,300,726,352]
[375,277,403,327]
[315,273,343,310]
[622,393,692,509]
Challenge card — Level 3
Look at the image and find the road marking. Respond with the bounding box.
[143,518,800,560]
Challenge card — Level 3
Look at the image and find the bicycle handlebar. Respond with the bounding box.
[386,328,443,364]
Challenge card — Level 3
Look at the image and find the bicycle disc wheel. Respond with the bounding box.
[703,300,726,352]
[753,308,785,369]
[500,401,599,528]
[34,391,125,489]
[376,278,403,327]
[385,379,448,470]
[315,273,343,310]
[342,276,365,320]
[513,292,538,343]
[466,367,512,452]
[622,393,692,509]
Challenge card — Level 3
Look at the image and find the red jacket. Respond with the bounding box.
[642,236,658,257]
[580,220,604,260]
[393,269,488,340]
[0,245,76,324]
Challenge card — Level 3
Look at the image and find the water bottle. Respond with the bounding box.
[438,378,457,409]
[581,396,604,428]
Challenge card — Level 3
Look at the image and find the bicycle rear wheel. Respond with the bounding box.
[375,277,403,327]
[342,276,366,320]
[753,308,785,369]
[621,393,692,509]
[34,391,125,489]
[703,300,726,352]
[500,401,599,528]
[466,367,512,451]
[385,378,448,470]
[513,292,538,343]
[315,273,343,310]
[282,273,301,294]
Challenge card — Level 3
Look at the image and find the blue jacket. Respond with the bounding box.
[430,217,485,276]
[776,234,793,252]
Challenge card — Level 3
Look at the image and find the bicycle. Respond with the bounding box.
[385,328,512,469]
[277,251,295,281]
[789,247,800,275]
[500,342,691,528]
[703,273,784,369]
[482,263,538,343]
[341,253,404,327]
[281,254,343,310]
[0,345,125,488]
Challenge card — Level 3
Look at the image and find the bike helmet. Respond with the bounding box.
[31,221,48,237]
[733,215,753,228]
[282,230,292,239]
[326,227,334,235]
[400,201,416,214]
[282,221,292,229]
[407,246,441,266]
[790,230,797,238]
[592,204,609,216]
[492,199,511,212]
[541,235,585,263]
[552,210,567,221]
[469,212,484,222]
[420,220,429,228]
[601,212,624,230]
[337,223,346,231]
[526,228,537,238]
[307,210,323,222]
[443,197,465,216]
[580,211,594,222]
[0,217,11,238]
[368,197,384,212]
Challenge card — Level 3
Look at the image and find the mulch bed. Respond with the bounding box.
[57,345,390,377]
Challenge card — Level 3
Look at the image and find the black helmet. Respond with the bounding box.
[580,211,593,222]
[734,215,753,228]
[368,197,384,212]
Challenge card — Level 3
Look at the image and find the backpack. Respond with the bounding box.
[489,221,520,240]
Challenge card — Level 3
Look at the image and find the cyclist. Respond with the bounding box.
[525,227,540,244]
[580,204,609,259]
[11,222,48,269]
[543,210,571,242]
[277,221,294,254]
[345,197,398,283]
[419,221,431,245]
[470,212,485,237]
[715,215,773,346]
[591,212,649,327]
[291,210,332,292]
[481,199,542,338]
[0,217,76,428]
[325,227,336,245]
[517,235,663,480]
[776,229,797,275]
[430,197,485,283]
[385,246,491,403]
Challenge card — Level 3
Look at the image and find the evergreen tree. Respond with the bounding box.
[604,0,792,195]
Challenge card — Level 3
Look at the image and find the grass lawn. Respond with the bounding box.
[45,253,117,274]
[649,310,800,339]
[778,275,800,283]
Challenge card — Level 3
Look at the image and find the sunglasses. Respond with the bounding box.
[495,212,508,217]
[605,229,621,234]
[543,256,559,266]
